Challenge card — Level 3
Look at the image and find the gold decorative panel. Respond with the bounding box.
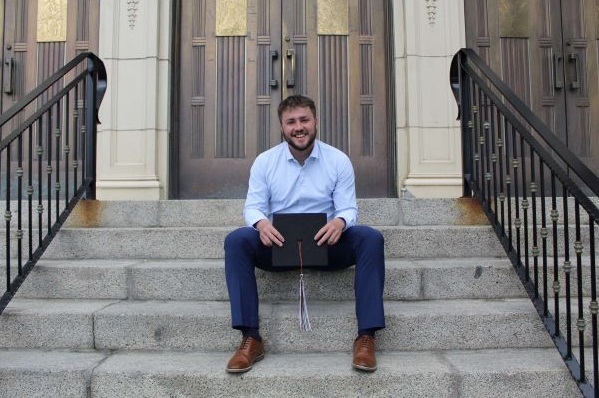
[499,0,529,38]
[318,0,349,35]
[216,0,247,36]
[37,0,68,42]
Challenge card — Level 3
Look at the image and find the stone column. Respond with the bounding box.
[96,0,171,199]
[394,0,465,197]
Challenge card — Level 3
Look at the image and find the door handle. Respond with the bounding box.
[269,50,278,88]
[3,55,13,95]
[286,48,295,88]
[568,52,581,90]
[553,53,563,89]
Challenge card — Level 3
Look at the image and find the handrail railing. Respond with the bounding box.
[0,52,106,315]
[451,47,599,397]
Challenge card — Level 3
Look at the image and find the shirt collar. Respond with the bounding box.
[285,139,321,162]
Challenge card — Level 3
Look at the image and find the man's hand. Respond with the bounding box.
[315,217,345,246]
[254,219,284,247]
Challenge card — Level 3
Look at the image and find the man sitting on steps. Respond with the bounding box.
[223,94,386,373]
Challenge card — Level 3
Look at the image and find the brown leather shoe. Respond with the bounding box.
[226,337,265,373]
[352,335,377,372]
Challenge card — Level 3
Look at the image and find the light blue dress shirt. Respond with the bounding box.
[243,140,358,230]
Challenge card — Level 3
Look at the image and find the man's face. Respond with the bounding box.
[280,106,317,154]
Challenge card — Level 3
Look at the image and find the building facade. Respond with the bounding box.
[91,0,466,200]
[2,0,474,200]
[11,1,594,200]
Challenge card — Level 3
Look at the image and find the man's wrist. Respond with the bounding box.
[337,217,346,229]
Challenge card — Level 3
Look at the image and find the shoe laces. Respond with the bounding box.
[357,335,375,349]
[240,336,252,350]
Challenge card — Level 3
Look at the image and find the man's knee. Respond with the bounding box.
[353,225,384,246]
[225,227,256,251]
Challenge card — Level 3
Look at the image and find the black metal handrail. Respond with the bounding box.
[451,48,599,397]
[0,52,106,315]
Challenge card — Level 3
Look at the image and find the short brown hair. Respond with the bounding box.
[277,95,317,122]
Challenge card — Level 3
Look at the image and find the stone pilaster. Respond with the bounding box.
[96,0,171,199]
[394,0,465,197]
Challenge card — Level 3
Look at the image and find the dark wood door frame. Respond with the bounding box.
[168,0,181,199]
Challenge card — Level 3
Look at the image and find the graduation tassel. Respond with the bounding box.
[298,240,312,332]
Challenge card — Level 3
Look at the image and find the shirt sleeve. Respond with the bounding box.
[243,154,270,228]
[333,155,358,230]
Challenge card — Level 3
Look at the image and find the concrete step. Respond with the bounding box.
[0,349,106,398]
[13,257,525,301]
[61,198,489,228]
[41,225,506,259]
[61,196,594,228]
[7,255,598,303]
[4,196,590,229]
[0,298,553,352]
[3,224,593,265]
[0,298,118,349]
[0,348,580,397]
[2,223,592,261]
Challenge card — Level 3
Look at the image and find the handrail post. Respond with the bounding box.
[84,56,97,199]
[458,51,473,197]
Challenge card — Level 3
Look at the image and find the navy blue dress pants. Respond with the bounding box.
[224,225,386,332]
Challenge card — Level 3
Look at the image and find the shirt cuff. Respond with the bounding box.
[335,211,356,231]
[244,209,267,229]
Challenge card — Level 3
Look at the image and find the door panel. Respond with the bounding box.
[179,0,276,198]
[562,0,599,170]
[1,0,98,136]
[464,0,599,175]
[176,0,392,198]
[2,0,32,120]
[0,0,98,197]
[1,0,98,155]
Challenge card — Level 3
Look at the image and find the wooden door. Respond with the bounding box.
[464,0,599,174]
[175,0,393,198]
[0,0,98,196]
[1,0,99,115]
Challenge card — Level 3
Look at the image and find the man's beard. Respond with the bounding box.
[284,130,316,152]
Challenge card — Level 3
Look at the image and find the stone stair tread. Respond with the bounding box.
[3,296,542,317]
[14,256,525,302]
[43,225,507,259]
[60,198,488,228]
[0,348,580,397]
[1,298,118,314]
[0,297,553,351]
[30,256,513,268]
[0,348,106,370]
